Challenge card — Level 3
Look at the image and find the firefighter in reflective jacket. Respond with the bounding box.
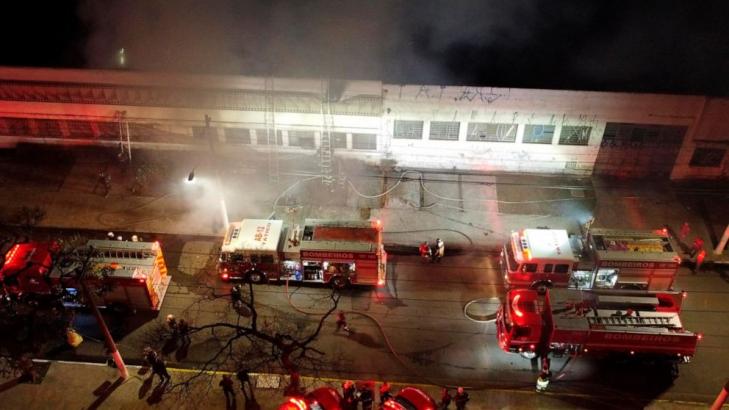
[536,371,550,392]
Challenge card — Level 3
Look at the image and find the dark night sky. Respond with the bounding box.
[2,0,729,96]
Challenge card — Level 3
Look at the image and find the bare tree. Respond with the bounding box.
[168,280,342,399]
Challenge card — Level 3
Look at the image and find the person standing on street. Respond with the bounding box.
[166,314,179,341]
[454,387,469,410]
[691,236,705,258]
[341,380,357,410]
[379,381,392,404]
[220,374,236,408]
[434,238,445,263]
[178,319,191,346]
[419,241,432,263]
[236,368,252,399]
[336,311,351,334]
[151,355,171,385]
[358,383,374,410]
[440,387,452,409]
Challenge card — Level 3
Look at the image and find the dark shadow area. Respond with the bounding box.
[138,374,154,399]
[88,377,124,410]
[146,382,167,405]
[344,330,383,349]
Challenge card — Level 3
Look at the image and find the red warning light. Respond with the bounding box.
[697,333,704,341]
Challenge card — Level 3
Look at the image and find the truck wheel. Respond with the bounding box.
[533,281,552,295]
[246,271,267,284]
[331,275,348,289]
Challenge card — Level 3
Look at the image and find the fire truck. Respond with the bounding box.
[500,228,681,291]
[1,239,171,311]
[218,218,387,287]
[496,288,700,365]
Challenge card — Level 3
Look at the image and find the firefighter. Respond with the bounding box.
[231,284,243,310]
[419,241,432,263]
[178,319,191,346]
[691,237,704,258]
[357,382,374,410]
[453,387,469,409]
[166,314,178,339]
[336,311,351,334]
[536,371,550,392]
[434,238,445,263]
[379,381,392,404]
[440,387,453,409]
[341,380,357,410]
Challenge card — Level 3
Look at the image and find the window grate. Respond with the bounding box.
[429,121,460,141]
[393,120,423,139]
[467,123,517,142]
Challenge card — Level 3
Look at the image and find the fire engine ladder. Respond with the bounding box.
[588,314,675,327]
[116,110,131,162]
[319,79,335,188]
[265,77,279,185]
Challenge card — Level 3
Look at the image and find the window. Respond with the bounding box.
[287,130,315,149]
[66,121,94,138]
[96,122,118,139]
[256,129,280,145]
[35,119,63,137]
[352,134,377,150]
[689,147,726,167]
[523,263,538,273]
[554,264,570,274]
[330,132,347,149]
[522,124,555,144]
[192,126,214,139]
[467,123,517,142]
[429,121,460,141]
[543,264,553,273]
[559,126,591,146]
[393,120,423,139]
[224,128,251,144]
[0,117,31,136]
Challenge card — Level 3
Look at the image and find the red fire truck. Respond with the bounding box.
[496,288,700,364]
[1,239,171,311]
[218,218,387,287]
[500,228,681,291]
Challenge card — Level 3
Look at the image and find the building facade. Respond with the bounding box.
[0,66,727,179]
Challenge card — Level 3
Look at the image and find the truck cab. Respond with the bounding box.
[501,229,578,291]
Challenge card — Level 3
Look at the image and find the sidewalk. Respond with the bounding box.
[0,360,715,410]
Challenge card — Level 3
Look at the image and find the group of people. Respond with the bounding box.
[219,370,254,408]
[166,314,191,347]
[419,238,445,263]
[440,386,470,409]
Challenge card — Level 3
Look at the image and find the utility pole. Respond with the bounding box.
[80,281,128,379]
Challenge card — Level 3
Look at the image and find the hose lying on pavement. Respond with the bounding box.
[284,278,466,389]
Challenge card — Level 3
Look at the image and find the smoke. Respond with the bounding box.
[76,0,729,94]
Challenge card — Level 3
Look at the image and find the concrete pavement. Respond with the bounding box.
[0,360,715,410]
[0,145,728,409]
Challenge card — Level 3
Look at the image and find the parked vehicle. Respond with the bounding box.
[219,219,387,288]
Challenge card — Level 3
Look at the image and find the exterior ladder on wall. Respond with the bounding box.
[265,77,279,185]
[319,79,335,187]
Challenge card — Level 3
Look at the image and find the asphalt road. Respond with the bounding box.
[5,226,728,407]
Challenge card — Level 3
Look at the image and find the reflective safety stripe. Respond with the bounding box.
[536,377,549,389]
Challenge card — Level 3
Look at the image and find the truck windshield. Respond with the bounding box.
[504,245,519,271]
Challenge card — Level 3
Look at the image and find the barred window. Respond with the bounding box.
[256,129,281,145]
[523,125,555,144]
[393,120,423,139]
[192,126,215,139]
[288,130,316,149]
[689,148,726,167]
[96,122,118,140]
[224,128,251,144]
[352,134,377,150]
[559,126,591,146]
[0,117,31,136]
[66,121,95,138]
[35,119,63,137]
[330,132,347,149]
[429,121,460,141]
[466,123,517,142]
